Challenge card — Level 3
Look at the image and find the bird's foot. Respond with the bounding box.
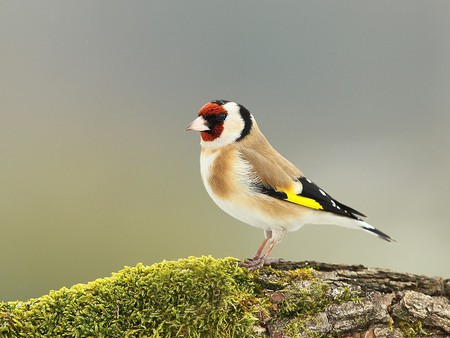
[239,257,285,270]
[263,257,285,265]
[239,257,265,270]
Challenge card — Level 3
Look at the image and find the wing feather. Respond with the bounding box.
[238,148,365,220]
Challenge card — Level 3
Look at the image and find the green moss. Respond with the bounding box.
[256,266,359,337]
[283,317,322,338]
[397,320,430,338]
[0,257,266,337]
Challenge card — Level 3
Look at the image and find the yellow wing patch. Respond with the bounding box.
[277,187,324,210]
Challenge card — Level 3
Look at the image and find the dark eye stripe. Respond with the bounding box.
[204,113,227,124]
[215,113,227,122]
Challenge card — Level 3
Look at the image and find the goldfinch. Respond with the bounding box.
[186,100,394,269]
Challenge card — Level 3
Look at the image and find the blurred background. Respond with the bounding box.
[1,1,449,301]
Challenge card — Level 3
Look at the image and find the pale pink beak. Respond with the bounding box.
[185,116,210,132]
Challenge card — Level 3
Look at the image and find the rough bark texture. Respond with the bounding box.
[264,261,450,337]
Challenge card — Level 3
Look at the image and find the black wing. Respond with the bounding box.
[297,177,366,219]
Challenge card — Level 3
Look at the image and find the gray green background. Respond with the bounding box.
[1,1,449,301]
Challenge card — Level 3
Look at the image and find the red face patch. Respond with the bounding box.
[197,103,227,141]
[198,102,226,117]
[200,124,224,141]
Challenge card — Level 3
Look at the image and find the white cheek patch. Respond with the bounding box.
[221,102,245,142]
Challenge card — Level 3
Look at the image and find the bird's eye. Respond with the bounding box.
[216,113,227,122]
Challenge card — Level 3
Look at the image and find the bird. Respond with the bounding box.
[185,100,394,269]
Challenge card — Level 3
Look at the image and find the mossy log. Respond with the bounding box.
[1,257,449,337]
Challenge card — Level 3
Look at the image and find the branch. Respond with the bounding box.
[1,257,449,337]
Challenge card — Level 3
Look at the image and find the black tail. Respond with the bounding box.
[361,224,396,243]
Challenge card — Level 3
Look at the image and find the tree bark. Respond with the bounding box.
[263,261,450,337]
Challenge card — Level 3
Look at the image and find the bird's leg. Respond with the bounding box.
[259,239,285,265]
[241,239,276,270]
[240,229,285,270]
[260,240,276,261]
[252,230,272,260]
[240,230,272,269]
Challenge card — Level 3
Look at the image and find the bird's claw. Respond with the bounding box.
[239,257,285,270]
[239,257,265,270]
[264,257,286,265]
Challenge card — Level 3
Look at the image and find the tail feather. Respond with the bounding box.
[303,211,396,242]
[359,221,396,242]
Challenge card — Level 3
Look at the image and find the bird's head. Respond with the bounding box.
[185,100,253,148]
